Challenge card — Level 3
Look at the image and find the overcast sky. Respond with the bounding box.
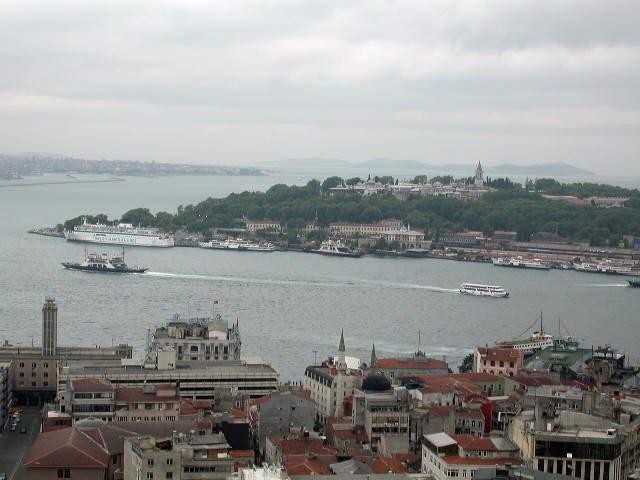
[1,1,639,174]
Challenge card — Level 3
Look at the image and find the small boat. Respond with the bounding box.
[459,283,509,298]
[62,249,147,273]
[311,239,361,258]
[628,277,640,288]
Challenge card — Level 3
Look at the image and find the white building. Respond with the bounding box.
[329,220,403,237]
[302,330,361,422]
[245,219,282,232]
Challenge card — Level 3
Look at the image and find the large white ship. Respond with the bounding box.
[64,220,174,247]
[459,283,509,298]
[492,256,551,270]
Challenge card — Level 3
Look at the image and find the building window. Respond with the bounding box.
[146,473,154,480]
[166,473,173,479]
[167,459,173,466]
[57,468,71,478]
[32,363,37,369]
[148,459,154,467]
[44,362,49,368]
[44,372,49,378]
[19,362,24,368]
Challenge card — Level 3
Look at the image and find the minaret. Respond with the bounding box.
[336,329,347,371]
[370,343,377,368]
[42,297,58,357]
[475,161,484,187]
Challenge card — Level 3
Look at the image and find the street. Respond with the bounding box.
[0,408,41,480]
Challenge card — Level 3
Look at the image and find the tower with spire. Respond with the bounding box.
[336,329,347,371]
[370,343,377,368]
[475,161,484,187]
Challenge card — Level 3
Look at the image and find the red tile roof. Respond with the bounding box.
[372,457,407,474]
[476,347,523,364]
[451,435,498,452]
[284,456,332,475]
[70,378,114,393]
[23,428,110,469]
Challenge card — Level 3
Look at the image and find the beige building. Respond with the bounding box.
[352,389,410,451]
[0,297,132,404]
[245,219,282,232]
[328,220,403,237]
[473,347,524,377]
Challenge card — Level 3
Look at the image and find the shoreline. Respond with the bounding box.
[0,177,126,188]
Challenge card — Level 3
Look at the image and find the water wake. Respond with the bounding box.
[143,271,459,294]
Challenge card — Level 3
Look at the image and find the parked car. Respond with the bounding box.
[20,426,27,434]
[0,472,7,480]
[9,424,16,432]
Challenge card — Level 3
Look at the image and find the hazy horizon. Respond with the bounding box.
[1,1,639,175]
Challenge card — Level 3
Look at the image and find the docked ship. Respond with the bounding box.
[492,256,551,270]
[495,315,577,355]
[199,239,276,252]
[459,283,509,298]
[62,250,147,273]
[573,260,639,276]
[311,239,361,258]
[64,219,174,247]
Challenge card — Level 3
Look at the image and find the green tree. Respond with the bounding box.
[459,353,474,373]
[346,177,362,186]
[321,176,344,191]
[121,208,155,226]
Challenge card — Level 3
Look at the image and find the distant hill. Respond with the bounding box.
[489,162,593,176]
[267,158,592,177]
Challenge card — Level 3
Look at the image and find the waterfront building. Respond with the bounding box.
[422,432,522,480]
[0,297,133,404]
[436,231,486,247]
[58,352,279,401]
[0,360,12,430]
[474,347,524,377]
[244,219,282,232]
[123,431,241,480]
[328,219,403,237]
[146,314,241,365]
[379,225,426,245]
[302,330,361,422]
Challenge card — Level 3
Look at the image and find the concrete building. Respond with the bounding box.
[474,347,524,377]
[422,432,522,480]
[508,410,640,480]
[59,353,279,402]
[303,330,361,423]
[379,225,426,245]
[147,314,241,365]
[58,379,182,424]
[0,360,12,430]
[352,388,410,452]
[0,297,133,404]
[123,431,238,480]
[250,390,316,453]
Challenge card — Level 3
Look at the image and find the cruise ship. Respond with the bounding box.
[459,283,509,298]
[492,256,551,270]
[64,220,174,247]
[199,239,276,252]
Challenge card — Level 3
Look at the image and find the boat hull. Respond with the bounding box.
[628,279,640,288]
[310,250,361,258]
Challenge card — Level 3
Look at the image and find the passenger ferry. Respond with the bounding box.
[311,239,361,258]
[492,256,551,270]
[199,239,276,251]
[573,260,639,276]
[495,329,555,354]
[64,219,174,247]
[62,250,147,273]
[459,283,509,298]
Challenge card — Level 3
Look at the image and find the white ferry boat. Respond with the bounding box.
[199,239,276,252]
[311,239,361,258]
[64,220,174,247]
[496,329,555,354]
[459,283,509,298]
[492,256,551,270]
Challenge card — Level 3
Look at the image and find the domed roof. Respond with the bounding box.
[362,374,391,392]
[75,417,106,429]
